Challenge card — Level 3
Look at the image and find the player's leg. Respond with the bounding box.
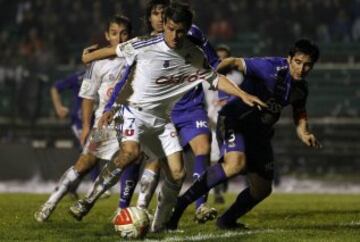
[118,158,141,209]
[167,125,247,230]
[151,123,185,232]
[217,136,274,229]
[216,172,272,229]
[151,151,185,232]
[69,141,140,220]
[69,108,143,220]
[188,134,218,223]
[136,159,161,209]
[34,154,97,222]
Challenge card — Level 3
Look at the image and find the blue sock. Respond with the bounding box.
[168,163,227,227]
[218,187,260,224]
[119,162,141,208]
[89,163,100,182]
[193,154,209,209]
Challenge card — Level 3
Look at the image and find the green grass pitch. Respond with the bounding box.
[1,193,360,241]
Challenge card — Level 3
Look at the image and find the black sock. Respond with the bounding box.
[218,187,260,224]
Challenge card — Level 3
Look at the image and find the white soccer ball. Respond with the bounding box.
[113,207,150,239]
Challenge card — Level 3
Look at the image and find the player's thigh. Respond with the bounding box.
[157,123,183,157]
[223,151,246,177]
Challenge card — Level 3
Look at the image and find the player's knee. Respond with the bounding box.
[193,143,210,156]
[251,184,272,201]
[115,144,140,167]
[170,167,186,182]
[224,153,246,175]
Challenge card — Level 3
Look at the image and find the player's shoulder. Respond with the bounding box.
[131,34,164,50]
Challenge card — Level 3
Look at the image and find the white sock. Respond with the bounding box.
[136,169,159,209]
[151,177,182,232]
[47,166,80,205]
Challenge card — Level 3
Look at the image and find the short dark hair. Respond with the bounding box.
[163,2,194,31]
[145,0,170,33]
[288,39,320,63]
[106,15,132,35]
[216,44,231,57]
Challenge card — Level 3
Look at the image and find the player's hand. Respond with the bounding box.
[80,125,90,146]
[82,44,98,64]
[213,99,227,107]
[56,106,69,119]
[298,131,322,149]
[241,93,267,110]
[98,111,114,129]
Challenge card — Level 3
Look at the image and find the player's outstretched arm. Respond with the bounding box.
[82,45,117,64]
[216,75,267,109]
[50,87,69,119]
[296,118,322,149]
[216,57,245,73]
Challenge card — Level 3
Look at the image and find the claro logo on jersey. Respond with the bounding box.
[155,70,208,85]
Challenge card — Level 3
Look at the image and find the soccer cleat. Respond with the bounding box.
[34,202,56,222]
[216,218,248,230]
[194,204,218,224]
[68,199,93,221]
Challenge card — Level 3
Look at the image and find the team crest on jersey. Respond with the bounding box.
[163,60,170,68]
[106,87,114,97]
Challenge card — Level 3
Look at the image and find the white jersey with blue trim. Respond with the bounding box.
[115,34,218,118]
[79,57,127,127]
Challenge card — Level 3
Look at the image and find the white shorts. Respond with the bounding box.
[121,106,182,158]
[82,128,119,160]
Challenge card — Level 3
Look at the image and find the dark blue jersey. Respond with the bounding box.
[53,70,85,128]
[220,57,308,127]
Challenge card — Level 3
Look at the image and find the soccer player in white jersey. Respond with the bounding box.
[33,15,132,223]
[69,3,266,232]
[107,0,218,224]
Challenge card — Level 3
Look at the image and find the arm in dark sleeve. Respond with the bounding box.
[187,24,220,69]
[53,70,84,92]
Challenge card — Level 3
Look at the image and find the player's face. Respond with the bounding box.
[163,19,187,49]
[105,23,129,47]
[150,5,165,34]
[216,50,230,61]
[288,52,314,81]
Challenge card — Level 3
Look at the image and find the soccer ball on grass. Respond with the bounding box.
[113,207,150,239]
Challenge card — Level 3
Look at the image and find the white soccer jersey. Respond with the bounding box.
[79,57,127,127]
[115,34,218,118]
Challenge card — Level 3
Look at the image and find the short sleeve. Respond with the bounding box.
[115,41,138,66]
[78,62,101,100]
[53,72,81,92]
[243,57,274,79]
